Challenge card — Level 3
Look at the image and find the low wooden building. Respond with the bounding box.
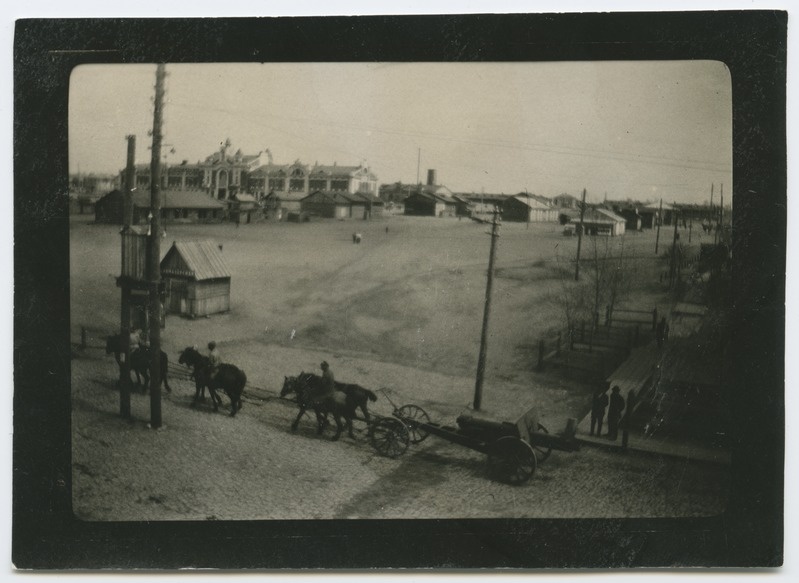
[160,240,232,318]
[403,191,458,217]
[95,189,226,224]
[561,207,627,236]
[301,190,384,219]
[502,195,559,222]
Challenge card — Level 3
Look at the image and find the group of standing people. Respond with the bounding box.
[590,385,629,441]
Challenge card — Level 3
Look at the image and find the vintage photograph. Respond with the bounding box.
[13,13,785,569]
[68,61,733,521]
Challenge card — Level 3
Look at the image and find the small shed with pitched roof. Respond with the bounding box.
[160,240,232,318]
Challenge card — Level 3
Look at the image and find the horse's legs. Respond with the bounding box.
[291,406,306,431]
[315,410,326,434]
[162,364,171,393]
[330,413,343,441]
[346,414,355,438]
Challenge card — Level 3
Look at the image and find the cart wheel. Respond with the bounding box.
[532,423,553,464]
[370,417,410,459]
[487,436,537,485]
[396,404,431,443]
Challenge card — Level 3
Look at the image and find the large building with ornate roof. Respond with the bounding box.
[120,140,379,220]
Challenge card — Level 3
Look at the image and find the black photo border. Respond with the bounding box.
[12,12,786,569]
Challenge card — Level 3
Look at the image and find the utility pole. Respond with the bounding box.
[654,198,663,254]
[669,203,679,288]
[717,184,724,245]
[575,188,586,281]
[416,148,421,185]
[473,206,501,411]
[119,134,136,419]
[148,64,166,429]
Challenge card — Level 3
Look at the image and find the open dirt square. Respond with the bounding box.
[70,214,729,520]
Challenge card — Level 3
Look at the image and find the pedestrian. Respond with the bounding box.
[607,386,625,441]
[207,341,222,381]
[590,389,609,436]
[656,317,669,348]
[621,389,637,450]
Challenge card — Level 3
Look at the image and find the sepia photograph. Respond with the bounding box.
[13,11,786,569]
[68,60,733,521]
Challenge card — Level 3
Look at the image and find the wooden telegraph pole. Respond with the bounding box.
[669,203,680,288]
[654,198,663,254]
[119,134,136,419]
[574,188,586,281]
[148,64,166,429]
[473,206,501,411]
[717,184,724,245]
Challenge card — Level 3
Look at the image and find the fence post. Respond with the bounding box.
[635,323,640,345]
[537,339,545,371]
[569,325,575,350]
[581,320,586,343]
[627,327,633,355]
[605,304,611,326]
[81,327,87,350]
[557,332,562,355]
[588,326,593,354]
[652,308,658,331]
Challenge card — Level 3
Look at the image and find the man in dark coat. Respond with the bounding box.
[590,389,609,436]
[607,386,625,441]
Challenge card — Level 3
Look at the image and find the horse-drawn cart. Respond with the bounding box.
[368,396,579,485]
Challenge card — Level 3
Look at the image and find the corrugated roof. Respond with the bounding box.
[511,195,553,209]
[162,240,231,281]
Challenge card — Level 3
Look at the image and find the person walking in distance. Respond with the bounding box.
[590,389,609,436]
[607,386,625,441]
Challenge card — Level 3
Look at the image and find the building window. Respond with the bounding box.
[269,178,285,191]
[309,179,327,191]
[289,179,305,192]
[198,209,207,219]
[331,180,348,192]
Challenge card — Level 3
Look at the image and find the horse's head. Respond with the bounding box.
[178,346,199,366]
[280,376,297,398]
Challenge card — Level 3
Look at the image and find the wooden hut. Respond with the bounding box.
[160,240,232,318]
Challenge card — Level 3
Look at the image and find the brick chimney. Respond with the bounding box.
[427,169,437,186]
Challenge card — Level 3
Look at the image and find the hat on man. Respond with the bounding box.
[321,361,329,369]
[208,341,216,350]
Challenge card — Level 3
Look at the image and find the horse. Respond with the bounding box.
[295,372,377,424]
[105,334,171,393]
[280,374,357,440]
[178,347,247,417]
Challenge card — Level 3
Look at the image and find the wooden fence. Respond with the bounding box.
[534,306,657,381]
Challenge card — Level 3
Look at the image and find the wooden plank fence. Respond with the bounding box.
[535,306,658,381]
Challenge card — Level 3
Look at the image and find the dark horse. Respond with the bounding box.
[178,347,247,417]
[105,334,171,393]
[297,373,377,424]
[280,374,357,440]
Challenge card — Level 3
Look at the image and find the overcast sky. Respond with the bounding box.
[69,61,731,205]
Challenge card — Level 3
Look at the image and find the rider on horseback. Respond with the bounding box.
[308,361,335,406]
[208,341,222,382]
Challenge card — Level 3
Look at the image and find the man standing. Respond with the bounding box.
[607,386,625,441]
[590,389,609,436]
